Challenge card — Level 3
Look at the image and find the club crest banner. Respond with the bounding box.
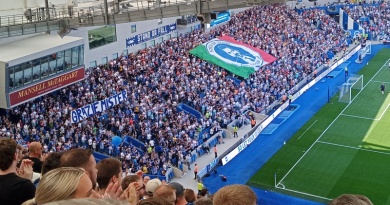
[189,36,276,78]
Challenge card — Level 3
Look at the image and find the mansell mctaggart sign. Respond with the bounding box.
[9,67,85,107]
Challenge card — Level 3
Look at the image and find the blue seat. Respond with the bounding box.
[176,103,202,119]
[93,152,110,163]
[198,148,204,156]
[191,154,197,163]
[172,158,177,166]
[168,171,174,181]
[208,138,218,148]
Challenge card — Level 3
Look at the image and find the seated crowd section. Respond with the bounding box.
[343,2,390,41]
[1,3,357,182]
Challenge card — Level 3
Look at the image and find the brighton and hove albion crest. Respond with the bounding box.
[206,40,265,70]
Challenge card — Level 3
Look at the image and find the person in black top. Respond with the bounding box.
[23,141,43,173]
[0,138,36,205]
[381,83,385,95]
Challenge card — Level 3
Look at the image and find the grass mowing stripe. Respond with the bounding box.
[276,57,390,189]
[317,140,390,156]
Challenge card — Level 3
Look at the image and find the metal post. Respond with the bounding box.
[104,0,109,25]
[45,0,50,19]
[114,0,120,14]
[274,172,276,187]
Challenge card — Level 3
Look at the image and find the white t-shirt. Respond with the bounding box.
[149,140,155,147]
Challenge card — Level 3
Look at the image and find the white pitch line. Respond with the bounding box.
[275,186,332,201]
[297,120,318,140]
[276,58,390,189]
[377,100,390,120]
[340,114,377,121]
[317,141,390,156]
[371,80,390,84]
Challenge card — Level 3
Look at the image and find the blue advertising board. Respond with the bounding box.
[347,29,363,38]
[126,23,176,47]
[210,10,231,27]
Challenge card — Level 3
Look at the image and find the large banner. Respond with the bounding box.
[9,67,85,107]
[189,36,276,78]
[126,23,176,47]
[71,90,128,123]
[210,10,230,27]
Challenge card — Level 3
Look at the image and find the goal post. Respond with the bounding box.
[339,75,364,103]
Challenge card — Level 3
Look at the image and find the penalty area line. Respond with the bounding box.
[274,186,332,201]
[297,120,318,140]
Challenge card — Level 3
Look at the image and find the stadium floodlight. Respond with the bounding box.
[338,75,363,103]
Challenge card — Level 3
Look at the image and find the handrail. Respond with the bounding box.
[0,0,199,27]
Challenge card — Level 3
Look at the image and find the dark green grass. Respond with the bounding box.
[248,49,390,204]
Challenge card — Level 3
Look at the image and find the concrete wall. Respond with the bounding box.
[67,16,183,67]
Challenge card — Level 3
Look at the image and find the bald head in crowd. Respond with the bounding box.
[23,141,43,173]
[329,194,373,205]
[213,184,257,205]
[153,185,176,204]
[194,198,213,205]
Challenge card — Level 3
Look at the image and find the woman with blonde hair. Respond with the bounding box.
[23,167,93,205]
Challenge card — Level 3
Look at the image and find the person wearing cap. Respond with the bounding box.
[144,178,162,199]
[169,182,186,205]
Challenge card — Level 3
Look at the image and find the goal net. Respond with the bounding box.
[355,41,371,63]
[339,75,364,103]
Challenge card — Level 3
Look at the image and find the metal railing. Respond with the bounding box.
[0,0,266,38]
[0,0,198,27]
[0,9,70,27]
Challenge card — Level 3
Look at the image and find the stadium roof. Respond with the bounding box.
[0,34,83,66]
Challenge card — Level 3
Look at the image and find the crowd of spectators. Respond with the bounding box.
[0,4,349,178]
[343,2,390,41]
[0,137,374,205]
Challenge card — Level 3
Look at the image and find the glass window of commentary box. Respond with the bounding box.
[112,53,118,60]
[131,25,136,33]
[8,45,84,90]
[88,25,117,49]
[123,49,128,55]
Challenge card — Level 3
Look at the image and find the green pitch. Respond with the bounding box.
[248,48,390,204]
